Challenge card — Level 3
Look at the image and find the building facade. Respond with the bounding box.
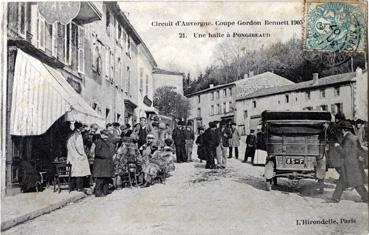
[186,72,293,133]
[136,43,157,119]
[153,68,184,95]
[187,83,236,132]
[5,2,104,195]
[4,2,161,195]
[235,70,366,136]
[83,2,141,126]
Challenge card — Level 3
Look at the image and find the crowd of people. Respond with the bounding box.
[53,109,369,204]
[65,116,176,197]
[196,121,241,169]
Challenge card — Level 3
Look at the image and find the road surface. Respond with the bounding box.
[3,159,368,235]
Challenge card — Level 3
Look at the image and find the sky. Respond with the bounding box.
[119,1,304,77]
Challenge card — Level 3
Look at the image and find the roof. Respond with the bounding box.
[153,68,184,76]
[185,82,236,97]
[236,72,357,101]
[235,72,294,99]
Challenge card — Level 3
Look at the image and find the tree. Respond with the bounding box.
[153,86,191,120]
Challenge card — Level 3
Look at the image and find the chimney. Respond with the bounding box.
[243,73,249,79]
[249,71,254,77]
[312,73,319,84]
[356,67,362,78]
[209,84,214,88]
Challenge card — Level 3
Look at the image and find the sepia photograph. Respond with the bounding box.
[0,1,368,234]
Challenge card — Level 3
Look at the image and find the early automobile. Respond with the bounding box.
[262,111,331,191]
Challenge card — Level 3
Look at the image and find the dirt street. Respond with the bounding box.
[3,159,368,235]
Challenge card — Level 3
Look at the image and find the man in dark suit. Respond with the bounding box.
[93,130,116,197]
[172,121,187,163]
[243,129,257,164]
[137,117,150,149]
[330,121,368,203]
[203,122,219,169]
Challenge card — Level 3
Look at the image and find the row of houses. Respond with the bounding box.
[2,2,183,195]
[186,68,367,136]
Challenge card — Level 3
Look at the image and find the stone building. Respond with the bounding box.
[153,68,184,95]
[235,69,367,136]
[5,2,104,194]
[186,72,293,133]
[3,2,161,195]
[136,43,158,119]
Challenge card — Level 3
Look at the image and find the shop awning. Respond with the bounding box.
[10,49,105,136]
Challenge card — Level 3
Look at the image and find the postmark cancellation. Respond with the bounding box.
[303,0,367,52]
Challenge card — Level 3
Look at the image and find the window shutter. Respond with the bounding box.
[77,26,85,73]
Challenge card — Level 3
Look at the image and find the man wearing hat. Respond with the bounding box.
[330,121,368,203]
[137,117,150,149]
[229,122,240,159]
[93,129,116,197]
[172,121,187,163]
[203,121,219,169]
[216,121,231,168]
[244,129,257,164]
[184,121,195,162]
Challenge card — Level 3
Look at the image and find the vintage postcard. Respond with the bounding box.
[0,1,368,234]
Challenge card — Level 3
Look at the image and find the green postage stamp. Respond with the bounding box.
[304,0,367,52]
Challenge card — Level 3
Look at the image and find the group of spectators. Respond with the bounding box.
[325,113,368,203]
[195,121,241,169]
[66,115,176,197]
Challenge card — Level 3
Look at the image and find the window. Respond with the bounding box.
[110,51,114,80]
[127,66,131,94]
[305,91,311,100]
[223,89,227,97]
[216,91,220,99]
[92,45,102,76]
[229,88,232,96]
[336,103,343,113]
[117,113,121,122]
[115,58,121,87]
[51,23,57,57]
[105,8,111,36]
[223,102,226,113]
[139,68,144,92]
[105,108,110,120]
[229,101,232,111]
[116,24,122,45]
[217,104,220,114]
[56,23,66,63]
[285,94,289,103]
[197,108,201,117]
[65,23,72,65]
[145,75,149,95]
[211,92,214,101]
[334,87,340,96]
[320,89,326,98]
[210,105,214,115]
[197,95,201,103]
[104,47,110,79]
[18,3,27,37]
[321,105,328,111]
[37,13,46,50]
[244,110,248,119]
[77,25,85,73]
[252,100,256,108]
[303,106,313,111]
[126,36,131,57]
